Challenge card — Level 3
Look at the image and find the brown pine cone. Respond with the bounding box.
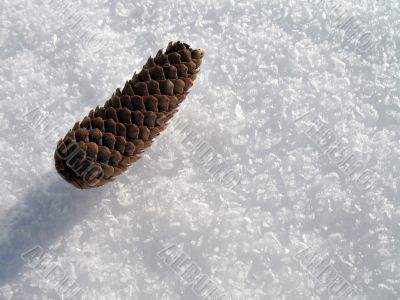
[54,41,204,189]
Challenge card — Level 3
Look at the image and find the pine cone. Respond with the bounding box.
[54,41,204,189]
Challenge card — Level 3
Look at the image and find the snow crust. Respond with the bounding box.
[0,0,399,299]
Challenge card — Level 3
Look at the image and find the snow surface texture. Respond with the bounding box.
[1,0,400,299]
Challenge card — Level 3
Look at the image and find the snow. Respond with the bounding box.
[1,0,400,299]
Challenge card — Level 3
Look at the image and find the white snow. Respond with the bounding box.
[1,0,400,299]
